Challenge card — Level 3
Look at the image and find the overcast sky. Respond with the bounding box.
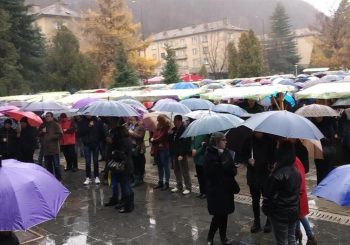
[302,0,342,15]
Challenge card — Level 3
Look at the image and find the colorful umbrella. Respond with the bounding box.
[0,159,70,231]
[4,110,43,127]
[0,105,20,113]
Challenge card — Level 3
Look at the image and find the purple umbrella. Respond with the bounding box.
[0,159,70,231]
[72,97,101,109]
[0,105,20,113]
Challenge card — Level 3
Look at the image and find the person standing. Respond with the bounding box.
[0,119,18,159]
[169,115,192,195]
[18,117,37,162]
[39,112,63,180]
[262,140,301,245]
[59,113,78,172]
[205,132,236,245]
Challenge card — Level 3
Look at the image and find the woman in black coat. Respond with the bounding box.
[18,117,38,162]
[204,132,237,245]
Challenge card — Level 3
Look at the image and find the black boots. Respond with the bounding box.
[161,182,169,191]
[118,194,134,213]
[104,197,118,207]
[263,219,272,233]
[250,220,261,233]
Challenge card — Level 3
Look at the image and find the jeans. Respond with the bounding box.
[61,144,77,170]
[207,214,228,242]
[173,156,191,190]
[296,216,314,239]
[270,217,297,245]
[133,153,146,181]
[84,143,99,178]
[195,165,206,195]
[44,154,61,180]
[155,149,170,184]
[249,185,265,221]
[119,174,133,197]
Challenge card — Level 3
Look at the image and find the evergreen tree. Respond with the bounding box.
[111,43,139,87]
[0,0,45,91]
[227,41,239,78]
[198,64,208,78]
[0,9,24,96]
[238,30,264,77]
[43,25,99,91]
[161,45,180,84]
[267,3,299,74]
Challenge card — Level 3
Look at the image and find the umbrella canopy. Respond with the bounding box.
[212,104,250,117]
[81,100,139,117]
[72,97,101,109]
[0,160,70,231]
[172,82,198,90]
[311,165,350,206]
[152,101,191,114]
[6,101,29,108]
[0,105,20,113]
[184,110,216,120]
[5,110,43,127]
[22,101,69,112]
[201,79,215,84]
[180,98,214,110]
[295,82,350,100]
[118,99,146,108]
[242,110,324,140]
[295,104,339,117]
[181,114,244,138]
[332,98,350,107]
[181,74,203,82]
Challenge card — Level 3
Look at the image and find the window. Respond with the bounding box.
[202,35,208,42]
[203,58,209,65]
[176,50,185,56]
[203,47,209,54]
[192,48,197,55]
[192,36,197,44]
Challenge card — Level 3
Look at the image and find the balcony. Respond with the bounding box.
[175,54,188,60]
[172,44,187,49]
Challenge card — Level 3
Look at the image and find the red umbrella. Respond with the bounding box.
[5,110,43,127]
[181,74,203,82]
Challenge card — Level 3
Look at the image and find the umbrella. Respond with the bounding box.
[0,105,20,113]
[295,104,339,117]
[184,110,217,120]
[295,82,350,100]
[118,99,146,108]
[259,93,296,108]
[172,82,198,90]
[212,104,250,117]
[0,159,70,231]
[311,165,350,206]
[6,101,29,108]
[81,100,139,117]
[22,101,69,112]
[201,79,215,84]
[152,101,191,114]
[332,98,350,107]
[180,98,214,110]
[72,97,101,109]
[181,74,203,82]
[181,114,244,138]
[4,110,43,127]
[242,110,324,140]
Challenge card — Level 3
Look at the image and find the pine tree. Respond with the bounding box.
[161,45,180,84]
[0,0,45,92]
[227,41,239,78]
[111,42,139,87]
[198,64,208,78]
[43,25,99,91]
[238,30,264,77]
[267,3,299,74]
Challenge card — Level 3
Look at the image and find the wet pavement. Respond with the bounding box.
[16,153,350,245]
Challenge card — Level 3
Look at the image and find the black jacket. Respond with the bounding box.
[78,117,105,145]
[0,232,19,245]
[111,126,134,175]
[168,125,191,157]
[0,127,18,159]
[204,146,237,215]
[262,165,301,223]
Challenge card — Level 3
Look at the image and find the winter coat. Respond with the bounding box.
[262,164,301,223]
[294,157,309,218]
[168,125,191,157]
[111,126,134,175]
[39,121,63,156]
[18,126,37,157]
[0,232,20,245]
[59,118,76,146]
[129,123,146,154]
[241,135,275,187]
[204,146,237,215]
[0,127,18,159]
[78,117,104,146]
[295,140,309,173]
[191,134,209,166]
[151,125,170,154]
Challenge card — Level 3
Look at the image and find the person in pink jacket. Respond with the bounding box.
[59,113,78,172]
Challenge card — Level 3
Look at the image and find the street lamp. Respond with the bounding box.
[295,64,298,77]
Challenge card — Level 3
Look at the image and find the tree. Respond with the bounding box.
[238,30,264,77]
[111,43,139,87]
[0,9,24,96]
[198,64,208,78]
[0,0,45,92]
[43,25,99,91]
[267,3,299,74]
[161,45,180,84]
[84,0,154,86]
[227,41,239,78]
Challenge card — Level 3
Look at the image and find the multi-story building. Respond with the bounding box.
[294,28,319,68]
[145,20,247,75]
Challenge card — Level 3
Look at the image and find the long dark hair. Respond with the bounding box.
[275,140,296,170]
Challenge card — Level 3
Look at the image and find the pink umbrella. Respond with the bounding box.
[0,105,20,113]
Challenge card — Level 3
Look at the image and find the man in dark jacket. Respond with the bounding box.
[0,119,18,159]
[241,132,274,233]
[169,115,192,195]
[18,117,38,162]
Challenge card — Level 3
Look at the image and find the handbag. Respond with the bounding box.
[107,159,126,173]
[233,178,240,194]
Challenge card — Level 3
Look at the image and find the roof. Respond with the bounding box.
[37,2,80,18]
[151,20,247,41]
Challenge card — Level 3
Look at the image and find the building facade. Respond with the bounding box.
[294,28,319,68]
[145,20,246,75]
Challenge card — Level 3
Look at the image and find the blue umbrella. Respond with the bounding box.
[242,110,324,140]
[81,100,139,117]
[312,165,350,206]
[212,104,250,117]
[172,82,198,90]
[259,93,296,108]
[152,101,191,114]
[180,98,214,110]
[181,114,244,137]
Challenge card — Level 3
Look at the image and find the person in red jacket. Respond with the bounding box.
[59,113,78,172]
[294,157,317,245]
